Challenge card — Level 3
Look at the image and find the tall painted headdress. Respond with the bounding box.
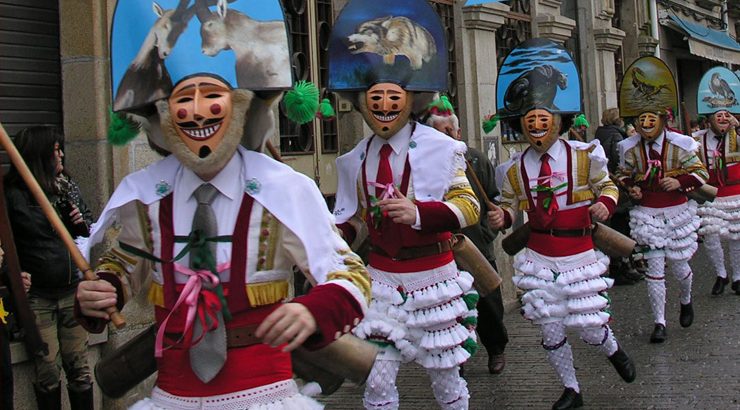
[696,66,740,115]
[619,56,678,118]
[495,38,581,119]
[110,0,292,114]
[327,0,448,92]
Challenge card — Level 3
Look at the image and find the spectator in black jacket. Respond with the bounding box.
[4,127,94,410]
[594,108,626,174]
[426,108,509,375]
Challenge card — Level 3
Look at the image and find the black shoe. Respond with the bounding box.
[552,388,583,410]
[650,324,666,343]
[488,353,506,374]
[679,303,694,328]
[732,280,740,295]
[608,346,636,383]
[711,277,729,295]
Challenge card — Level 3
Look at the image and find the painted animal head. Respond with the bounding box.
[197,0,232,57]
[151,1,195,59]
[347,17,395,55]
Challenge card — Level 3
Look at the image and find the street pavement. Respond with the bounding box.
[320,245,740,409]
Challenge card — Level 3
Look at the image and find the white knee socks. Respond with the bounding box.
[364,359,401,410]
[427,367,469,410]
[541,322,579,392]
[645,256,666,325]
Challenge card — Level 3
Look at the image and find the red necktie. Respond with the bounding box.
[648,141,661,161]
[537,153,557,227]
[376,144,394,197]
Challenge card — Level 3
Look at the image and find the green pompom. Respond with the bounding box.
[462,293,480,310]
[461,337,478,356]
[482,114,499,134]
[574,114,590,128]
[427,95,454,116]
[108,108,140,146]
[318,98,336,120]
[460,316,478,327]
[284,81,320,124]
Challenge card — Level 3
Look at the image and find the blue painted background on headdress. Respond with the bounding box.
[495,38,581,118]
[328,0,448,92]
[697,66,740,115]
[111,0,289,111]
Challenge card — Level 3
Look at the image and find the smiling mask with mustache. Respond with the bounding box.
[636,112,664,141]
[359,83,413,139]
[157,75,253,181]
[710,110,733,136]
[521,109,561,153]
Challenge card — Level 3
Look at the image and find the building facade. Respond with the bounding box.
[1,1,738,408]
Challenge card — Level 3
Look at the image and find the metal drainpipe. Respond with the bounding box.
[649,0,660,58]
[721,0,729,31]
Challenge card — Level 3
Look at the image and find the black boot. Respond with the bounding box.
[33,383,61,410]
[608,346,636,383]
[552,388,583,409]
[711,277,729,295]
[732,280,740,295]
[649,324,666,343]
[679,303,694,328]
[68,385,94,410]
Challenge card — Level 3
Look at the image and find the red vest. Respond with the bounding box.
[154,194,292,397]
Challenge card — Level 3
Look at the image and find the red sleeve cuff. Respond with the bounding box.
[597,196,617,218]
[74,272,125,334]
[502,209,513,230]
[293,283,364,350]
[677,174,703,190]
[415,200,459,233]
[337,222,357,244]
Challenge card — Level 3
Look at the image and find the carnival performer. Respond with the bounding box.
[75,1,370,409]
[692,67,740,296]
[616,56,708,343]
[491,38,636,410]
[329,1,479,408]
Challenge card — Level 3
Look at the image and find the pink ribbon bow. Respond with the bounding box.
[155,262,230,358]
[367,181,397,200]
[644,159,662,180]
[529,171,567,185]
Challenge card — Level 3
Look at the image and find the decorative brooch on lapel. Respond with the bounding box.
[245,178,262,195]
[155,180,172,197]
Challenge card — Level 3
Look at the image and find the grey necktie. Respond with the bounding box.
[189,183,227,383]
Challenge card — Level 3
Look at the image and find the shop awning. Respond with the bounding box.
[663,14,740,64]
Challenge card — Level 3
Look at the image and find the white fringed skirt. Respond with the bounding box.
[629,201,700,261]
[698,194,740,240]
[513,248,613,328]
[353,260,478,369]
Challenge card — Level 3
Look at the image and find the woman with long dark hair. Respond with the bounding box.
[4,126,94,410]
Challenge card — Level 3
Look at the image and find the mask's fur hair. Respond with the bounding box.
[156,89,254,179]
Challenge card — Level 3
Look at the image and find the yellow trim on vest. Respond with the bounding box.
[148,282,165,308]
[576,150,590,186]
[572,190,595,203]
[247,281,290,307]
[507,164,522,199]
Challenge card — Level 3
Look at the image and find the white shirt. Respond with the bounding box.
[364,123,413,187]
[643,133,665,155]
[522,139,588,210]
[172,153,244,274]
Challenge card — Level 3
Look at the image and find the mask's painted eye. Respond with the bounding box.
[370,95,382,101]
[176,97,193,103]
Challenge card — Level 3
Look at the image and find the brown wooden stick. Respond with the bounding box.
[265,140,283,163]
[0,122,125,328]
[464,159,505,233]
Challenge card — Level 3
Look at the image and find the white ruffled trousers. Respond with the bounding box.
[512,248,619,392]
[629,202,699,325]
[698,194,740,282]
[354,261,478,410]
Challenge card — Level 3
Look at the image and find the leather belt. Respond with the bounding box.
[165,323,261,349]
[531,226,593,237]
[371,239,454,261]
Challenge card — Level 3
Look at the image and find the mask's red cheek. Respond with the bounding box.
[177,109,187,119]
[210,104,222,115]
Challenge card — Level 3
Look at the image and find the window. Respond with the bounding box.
[429,0,458,109]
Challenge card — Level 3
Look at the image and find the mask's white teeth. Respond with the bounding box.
[182,123,221,140]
